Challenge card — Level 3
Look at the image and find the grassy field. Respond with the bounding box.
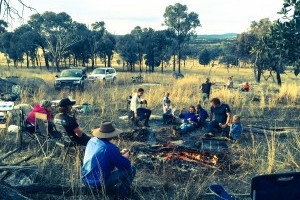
[0,63,299,199]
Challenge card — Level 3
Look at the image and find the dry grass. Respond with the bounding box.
[0,64,299,199]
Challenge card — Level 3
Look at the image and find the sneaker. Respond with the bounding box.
[205,132,215,138]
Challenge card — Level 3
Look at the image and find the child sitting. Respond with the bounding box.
[195,104,209,128]
[241,82,250,92]
[163,100,174,125]
[228,115,243,140]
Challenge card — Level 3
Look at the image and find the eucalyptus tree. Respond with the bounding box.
[34,12,82,71]
[163,3,200,73]
[88,21,106,69]
[117,34,138,72]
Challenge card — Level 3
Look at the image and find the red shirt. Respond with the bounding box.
[26,104,51,125]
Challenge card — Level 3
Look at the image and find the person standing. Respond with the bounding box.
[200,78,214,105]
[130,88,151,127]
[82,121,135,199]
[206,98,232,137]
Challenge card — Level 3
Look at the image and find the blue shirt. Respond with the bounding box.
[230,123,243,140]
[179,112,198,124]
[81,137,131,187]
[210,104,231,123]
[196,108,209,121]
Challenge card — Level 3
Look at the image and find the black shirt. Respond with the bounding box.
[54,113,79,140]
[210,104,231,123]
[202,82,212,94]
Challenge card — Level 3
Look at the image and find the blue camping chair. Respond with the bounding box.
[251,172,300,200]
[209,184,235,200]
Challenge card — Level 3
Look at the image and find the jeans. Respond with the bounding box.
[207,120,221,133]
[207,120,230,136]
[179,123,196,134]
[163,113,174,124]
[105,166,136,199]
[137,108,151,125]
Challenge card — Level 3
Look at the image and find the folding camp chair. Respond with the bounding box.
[251,172,300,200]
[54,120,84,164]
[34,113,61,157]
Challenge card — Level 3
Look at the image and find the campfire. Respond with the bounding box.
[133,142,229,171]
[163,152,219,166]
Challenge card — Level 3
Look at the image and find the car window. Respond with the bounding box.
[109,69,115,74]
[93,69,106,74]
[60,70,82,77]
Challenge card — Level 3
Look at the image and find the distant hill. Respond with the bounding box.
[196,33,237,39]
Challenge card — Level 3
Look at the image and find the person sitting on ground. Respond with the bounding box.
[130,88,151,127]
[195,104,209,128]
[200,78,214,105]
[163,100,175,125]
[241,82,250,92]
[206,98,232,138]
[25,100,54,133]
[174,106,198,134]
[81,121,136,199]
[225,77,233,89]
[54,98,91,146]
[162,92,170,110]
[228,115,243,140]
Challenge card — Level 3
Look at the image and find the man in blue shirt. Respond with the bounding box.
[174,106,198,134]
[81,121,136,199]
[206,98,232,137]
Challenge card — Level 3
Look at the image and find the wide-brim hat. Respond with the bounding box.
[92,121,123,139]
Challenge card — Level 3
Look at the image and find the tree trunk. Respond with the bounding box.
[178,44,181,73]
[173,55,176,72]
[108,55,111,67]
[55,57,60,72]
[41,47,49,70]
[276,68,282,86]
[91,54,95,69]
[257,64,262,83]
[26,53,29,68]
[161,60,164,73]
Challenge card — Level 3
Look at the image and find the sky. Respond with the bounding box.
[10,0,284,35]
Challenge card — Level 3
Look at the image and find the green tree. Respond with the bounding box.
[131,26,144,72]
[35,12,82,71]
[199,49,211,66]
[163,3,200,73]
[88,21,106,69]
[98,32,116,67]
[117,34,138,72]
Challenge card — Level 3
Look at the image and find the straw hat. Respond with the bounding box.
[92,121,122,139]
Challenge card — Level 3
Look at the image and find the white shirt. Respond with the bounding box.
[130,93,144,113]
[163,105,173,114]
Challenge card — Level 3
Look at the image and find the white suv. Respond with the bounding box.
[88,67,117,82]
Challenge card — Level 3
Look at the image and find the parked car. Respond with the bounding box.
[87,67,117,82]
[54,69,87,91]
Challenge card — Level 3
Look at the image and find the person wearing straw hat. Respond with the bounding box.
[82,121,136,199]
[54,98,91,146]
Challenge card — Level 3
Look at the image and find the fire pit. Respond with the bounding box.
[133,142,230,171]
